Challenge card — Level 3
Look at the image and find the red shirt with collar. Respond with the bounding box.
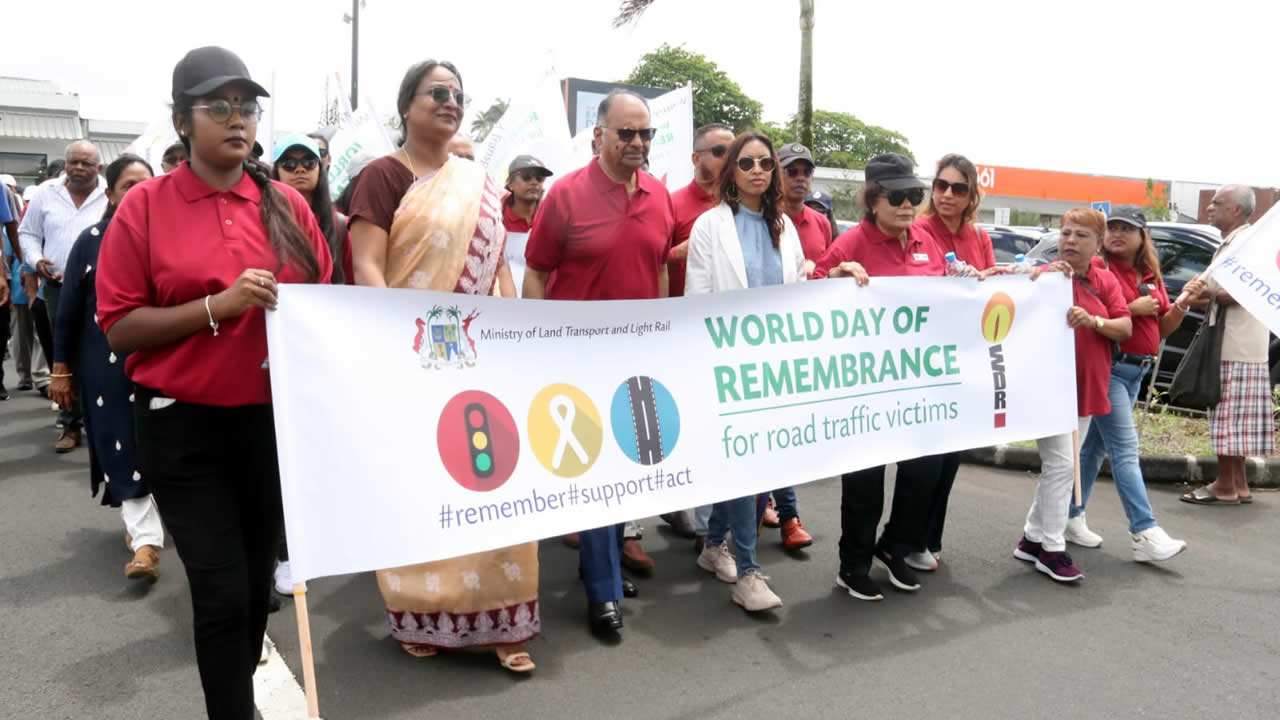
[1092,255,1169,357]
[812,221,946,279]
[787,205,833,262]
[667,180,717,297]
[502,197,535,234]
[1070,262,1131,417]
[915,214,996,271]
[525,158,674,300]
[96,163,332,407]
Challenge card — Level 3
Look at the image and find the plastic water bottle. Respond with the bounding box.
[1010,253,1032,274]
[945,252,969,277]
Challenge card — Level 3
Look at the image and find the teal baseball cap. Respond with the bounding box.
[272,134,321,164]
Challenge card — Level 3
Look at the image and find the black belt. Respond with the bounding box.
[1116,352,1154,366]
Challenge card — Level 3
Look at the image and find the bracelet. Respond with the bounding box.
[204,295,219,336]
[1175,302,1190,313]
[50,373,72,378]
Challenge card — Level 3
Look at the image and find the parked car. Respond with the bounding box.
[977,224,1043,264]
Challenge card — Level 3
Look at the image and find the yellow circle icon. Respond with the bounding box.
[981,292,1016,344]
[472,431,488,450]
[528,383,604,478]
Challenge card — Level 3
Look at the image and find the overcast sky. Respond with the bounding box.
[8,0,1277,186]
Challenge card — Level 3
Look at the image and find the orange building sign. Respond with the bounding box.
[975,165,1159,205]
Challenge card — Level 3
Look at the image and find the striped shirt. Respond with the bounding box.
[18,175,107,278]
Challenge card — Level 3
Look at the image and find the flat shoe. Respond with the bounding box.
[1239,495,1254,504]
[401,643,438,658]
[496,647,535,673]
[1180,486,1239,505]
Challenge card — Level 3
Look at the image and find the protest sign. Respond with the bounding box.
[323,76,396,202]
[267,275,1076,583]
[1203,204,1280,337]
[478,69,575,186]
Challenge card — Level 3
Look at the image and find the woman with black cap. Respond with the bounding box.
[95,46,332,719]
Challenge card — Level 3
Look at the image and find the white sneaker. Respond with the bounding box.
[732,571,782,611]
[696,543,737,584]
[1131,526,1187,562]
[1065,514,1103,548]
[905,551,938,572]
[274,560,293,596]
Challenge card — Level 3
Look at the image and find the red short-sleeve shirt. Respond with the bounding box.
[915,214,996,271]
[812,221,946,279]
[525,159,674,300]
[1093,255,1170,357]
[668,180,717,297]
[96,164,332,406]
[502,198,534,234]
[787,206,833,263]
[1071,263,1132,417]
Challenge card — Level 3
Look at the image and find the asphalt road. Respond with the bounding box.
[3,371,1279,720]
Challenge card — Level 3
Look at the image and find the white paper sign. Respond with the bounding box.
[1204,204,1280,337]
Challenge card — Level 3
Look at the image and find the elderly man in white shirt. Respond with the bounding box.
[18,140,107,453]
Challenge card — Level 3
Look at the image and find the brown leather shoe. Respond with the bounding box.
[125,545,160,580]
[620,538,655,572]
[562,533,580,549]
[781,517,813,550]
[762,498,781,528]
[55,428,82,454]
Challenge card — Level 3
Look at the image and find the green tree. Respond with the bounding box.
[624,44,763,131]
[470,98,509,142]
[761,110,913,169]
[1144,178,1174,221]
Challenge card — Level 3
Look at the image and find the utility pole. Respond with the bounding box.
[344,0,362,110]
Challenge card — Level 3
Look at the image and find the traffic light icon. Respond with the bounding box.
[465,402,495,478]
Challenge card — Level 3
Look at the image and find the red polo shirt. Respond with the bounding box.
[96,163,332,406]
[502,197,535,234]
[667,180,717,297]
[915,214,996,271]
[787,205,833,263]
[1092,255,1169,357]
[812,221,946,279]
[1071,263,1131,417]
[525,158,674,300]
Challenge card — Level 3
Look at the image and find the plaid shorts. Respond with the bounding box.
[1209,361,1276,456]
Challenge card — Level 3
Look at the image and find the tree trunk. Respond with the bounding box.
[797,0,815,149]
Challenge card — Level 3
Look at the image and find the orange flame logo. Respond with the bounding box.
[981,292,1016,344]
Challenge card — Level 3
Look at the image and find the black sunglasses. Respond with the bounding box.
[514,170,546,183]
[415,85,469,108]
[932,178,970,196]
[786,164,814,178]
[736,156,776,172]
[695,144,727,158]
[278,156,319,172]
[887,188,925,207]
[607,127,657,143]
[317,147,329,159]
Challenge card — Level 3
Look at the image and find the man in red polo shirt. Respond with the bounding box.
[778,142,832,273]
[524,89,674,637]
[501,154,552,294]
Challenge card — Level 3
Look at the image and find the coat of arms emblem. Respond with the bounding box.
[413,305,480,369]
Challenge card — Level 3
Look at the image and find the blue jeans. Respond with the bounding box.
[707,495,759,576]
[694,504,713,536]
[772,486,798,523]
[1071,361,1157,534]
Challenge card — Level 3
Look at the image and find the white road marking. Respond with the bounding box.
[254,633,314,719]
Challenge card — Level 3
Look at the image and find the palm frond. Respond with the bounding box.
[612,0,656,28]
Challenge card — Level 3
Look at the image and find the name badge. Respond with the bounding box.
[913,253,930,262]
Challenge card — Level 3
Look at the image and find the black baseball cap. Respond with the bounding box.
[778,142,815,168]
[865,153,924,190]
[508,154,553,178]
[1108,204,1147,229]
[172,46,269,104]
[805,190,833,212]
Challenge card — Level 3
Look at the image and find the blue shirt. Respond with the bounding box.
[733,205,783,288]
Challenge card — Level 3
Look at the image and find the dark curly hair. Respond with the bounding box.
[718,131,784,248]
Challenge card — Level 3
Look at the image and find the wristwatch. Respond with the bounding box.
[1094,315,1104,330]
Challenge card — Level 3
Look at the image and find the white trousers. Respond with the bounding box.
[123,495,165,551]
[1027,417,1092,552]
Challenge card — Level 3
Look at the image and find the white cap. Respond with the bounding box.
[0,174,15,187]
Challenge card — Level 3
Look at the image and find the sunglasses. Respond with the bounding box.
[887,188,926,207]
[317,147,329,159]
[695,144,727,158]
[786,164,814,178]
[191,99,262,124]
[605,127,657,143]
[932,178,970,196]
[278,156,319,172]
[736,156,776,172]
[513,170,545,183]
[415,85,469,108]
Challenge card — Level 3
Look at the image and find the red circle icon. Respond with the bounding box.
[437,390,519,492]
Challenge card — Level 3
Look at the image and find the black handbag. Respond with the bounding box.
[1169,299,1226,410]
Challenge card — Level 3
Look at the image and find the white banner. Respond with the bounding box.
[267,275,1076,582]
[478,68,575,186]
[324,77,396,202]
[1205,204,1280,337]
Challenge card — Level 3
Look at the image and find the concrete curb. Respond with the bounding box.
[962,446,1280,489]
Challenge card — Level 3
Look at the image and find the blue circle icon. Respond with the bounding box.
[610,376,680,465]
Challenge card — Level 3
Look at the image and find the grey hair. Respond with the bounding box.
[65,139,100,163]
[596,89,650,126]
[1222,184,1256,217]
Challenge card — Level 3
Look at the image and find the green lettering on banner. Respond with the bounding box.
[763,360,794,397]
[704,316,739,348]
[765,313,786,344]
[813,354,838,391]
[741,363,762,400]
[714,366,740,402]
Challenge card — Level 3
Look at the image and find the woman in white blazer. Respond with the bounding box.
[684,131,804,612]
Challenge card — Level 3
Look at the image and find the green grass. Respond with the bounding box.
[1009,410,1279,456]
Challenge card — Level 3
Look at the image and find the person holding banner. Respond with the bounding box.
[271,134,351,285]
[1016,208,1131,583]
[685,130,806,612]
[94,46,333,719]
[1067,205,1198,559]
[812,152,946,601]
[348,60,537,672]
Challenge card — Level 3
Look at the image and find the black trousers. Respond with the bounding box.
[922,451,963,553]
[134,385,281,720]
[838,454,945,576]
[0,302,9,387]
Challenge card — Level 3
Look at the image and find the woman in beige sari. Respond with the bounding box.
[348,60,536,673]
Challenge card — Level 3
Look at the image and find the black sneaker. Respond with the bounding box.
[36,385,50,399]
[873,547,921,591]
[835,570,884,601]
[17,381,34,392]
[0,386,8,401]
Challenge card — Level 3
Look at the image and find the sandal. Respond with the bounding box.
[124,546,159,580]
[1239,494,1254,504]
[400,643,438,658]
[496,645,535,673]
[1180,486,1239,505]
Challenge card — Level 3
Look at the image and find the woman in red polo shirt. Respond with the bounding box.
[95,47,332,719]
[908,153,997,572]
[812,152,947,602]
[1067,205,1204,560]
[1015,208,1131,584]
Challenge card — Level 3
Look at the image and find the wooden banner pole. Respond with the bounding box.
[293,582,322,718]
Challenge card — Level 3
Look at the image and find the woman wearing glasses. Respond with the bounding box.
[272,134,352,284]
[812,152,947,602]
[95,47,332,718]
[685,130,807,612]
[348,60,536,673]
